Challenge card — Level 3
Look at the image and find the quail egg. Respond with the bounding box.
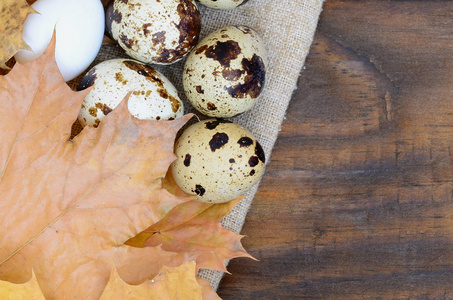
[106,0,201,64]
[183,25,267,118]
[78,59,183,127]
[171,119,266,203]
[197,0,249,10]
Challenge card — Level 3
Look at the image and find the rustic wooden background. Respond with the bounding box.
[217,1,453,299]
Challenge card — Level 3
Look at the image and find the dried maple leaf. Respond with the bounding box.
[0,262,218,299]
[0,0,36,68]
[0,38,194,299]
[100,261,202,299]
[127,172,254,273]
[197,278,223,300]
[0,270,45,299]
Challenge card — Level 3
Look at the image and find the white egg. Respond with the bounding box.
[197,0,249,10]
[15,0,105,81]
[78,59,184,128]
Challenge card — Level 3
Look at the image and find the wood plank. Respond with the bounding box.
[218,1,453,299]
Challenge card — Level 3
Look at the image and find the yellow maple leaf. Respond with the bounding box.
[0,0,36,68]
[0,271,45,300]
[0,263,218,300]
[100,261,202,300]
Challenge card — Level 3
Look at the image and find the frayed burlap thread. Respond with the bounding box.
[69,0,324,290]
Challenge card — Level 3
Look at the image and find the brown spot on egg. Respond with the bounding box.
[170,96,181,113]
[88,107,97,117]
[202,40,242,68]
[207,102,217,111]
[142,23,153,36]
[250,169,256,176]
[157,88,181,113]
[205,119,232,130]
[255,141,266,163]
[176,1,200,47]
[123,61,163,85]
[205,120,219,130]
[119,33,135,49]
[238,137,253,147]
[95,103,113,116]
[222,68,243,81]
[196,86,204,94]
[209,132,229,152]
[248,156,259,167]
[94,119,101,128]
[194,184,206,196]
[115,72,128,85]
[195,45,208,54]
[229,158,235,163]
[105,2,122,38]
[157,49,171,63]
[184,154,191,167]
[152,30,166,44]
[226,54,266,99]
[152,1,201,64]
[78,67,97,90]
[157,88,168,99]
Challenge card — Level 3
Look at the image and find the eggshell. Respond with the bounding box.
[106,0,201,64]
[15,0,105,81]
[171,119,266,203]
[197,0,249,10]
[183,25,267,118]
[78,59,184,128]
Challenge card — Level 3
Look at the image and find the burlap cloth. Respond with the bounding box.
[69,0,324,290]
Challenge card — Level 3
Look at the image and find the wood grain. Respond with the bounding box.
[217,1,453,299]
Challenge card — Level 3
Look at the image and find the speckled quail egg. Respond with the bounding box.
[171,119,266,203]
[197,0,249,10]
[106,0,201,64]
[78,59,184,128]
[183,25,267,118]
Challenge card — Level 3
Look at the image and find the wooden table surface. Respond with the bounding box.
[217,1,453,299]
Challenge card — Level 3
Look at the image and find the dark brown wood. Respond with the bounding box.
[217,1,453,299]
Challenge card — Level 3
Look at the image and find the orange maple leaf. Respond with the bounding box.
[0,0,36,68]
[127,173,254,273]
[0,38,194,299]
